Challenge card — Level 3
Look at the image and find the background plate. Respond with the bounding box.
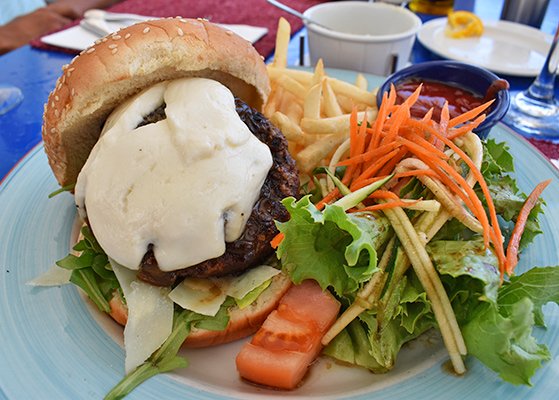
[418,18,552,77]
[1,71,559,399]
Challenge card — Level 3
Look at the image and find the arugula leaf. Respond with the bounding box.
[48,183,76,198]
[69,268,111,312]
[56,226,119,313]
[105,300,234,400]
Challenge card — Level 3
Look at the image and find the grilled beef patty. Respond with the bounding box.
[135,98,299,286]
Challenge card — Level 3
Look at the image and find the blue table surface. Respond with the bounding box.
[1,0,558,181]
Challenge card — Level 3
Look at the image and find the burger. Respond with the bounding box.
[41,17,298,375]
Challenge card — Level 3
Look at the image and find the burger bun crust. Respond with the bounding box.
[108,272,292,348]
[42,17,270,187]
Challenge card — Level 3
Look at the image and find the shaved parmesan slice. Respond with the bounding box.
[169,277,228,317]
[226,265,280,300]
[169,265,281,316]
[26,265,71,286]
[110,259,173,373]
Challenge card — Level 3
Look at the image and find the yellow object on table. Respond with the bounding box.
[445,11,484,38]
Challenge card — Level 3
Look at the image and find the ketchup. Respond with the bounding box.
[395,79,482,121]
[394,78,509,122]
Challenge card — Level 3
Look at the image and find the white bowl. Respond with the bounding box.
[303,2,422,76]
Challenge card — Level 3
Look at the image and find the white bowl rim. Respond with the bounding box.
[303,2,422,43]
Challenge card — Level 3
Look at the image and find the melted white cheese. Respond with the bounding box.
[75,78,273,271]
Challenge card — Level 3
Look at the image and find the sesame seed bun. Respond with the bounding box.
[42,17,270,187]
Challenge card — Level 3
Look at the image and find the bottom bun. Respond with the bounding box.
[108,272,293,348]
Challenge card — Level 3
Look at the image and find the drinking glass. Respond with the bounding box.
[0,84,23,116]
[503,22,559,139]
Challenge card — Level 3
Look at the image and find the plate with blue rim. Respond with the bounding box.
[1,70,559,400]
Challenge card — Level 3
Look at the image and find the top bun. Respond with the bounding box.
[42,17,271,187]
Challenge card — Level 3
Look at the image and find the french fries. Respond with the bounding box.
[266,18,379,174]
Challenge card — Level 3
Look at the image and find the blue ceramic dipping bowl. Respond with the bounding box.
[376,60,510,139]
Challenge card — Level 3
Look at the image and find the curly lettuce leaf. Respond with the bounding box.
[479,139,545,251]
[324,274,434,372]
[276,196,390,297]
[462,298,550,386]
[461,266,559,385]
[498,266,559,327]
[427,239,500,305]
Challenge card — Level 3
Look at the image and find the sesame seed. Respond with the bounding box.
[226,30,233,36]
[54,95,59,101]
[50,128,56,133]
[124,33,131,39]
[108,44,117,49]
[111,48,118,55]
[71,88,75,97]
[62,64,68,71]
[177,27,184,36]
[102,37,108,42]
[112,35,121,40]
[94,39,102,45]
[180,18,188,23]
[54,109,59,117]
[86,47,96,54]
[143,27,150,34]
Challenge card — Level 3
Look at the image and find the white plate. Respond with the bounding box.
[1,71,559,399]
[417,18,552,77]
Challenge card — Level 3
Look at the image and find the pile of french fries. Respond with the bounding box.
[264,18,379,174]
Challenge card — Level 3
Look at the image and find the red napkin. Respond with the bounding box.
[528,138,559,160]
[30,0,326,58]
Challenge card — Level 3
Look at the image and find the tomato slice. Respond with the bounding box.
[236,280,340,390]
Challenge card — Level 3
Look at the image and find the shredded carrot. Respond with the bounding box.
[316,187,340,210]
[399,136,491,246]
[505,179,551,274]
[350,148,401,190]
[270,232,284,249]
[401,130,450,160]
[376,147,408,178]
[448,114,486,139]
[368,190,400,200]
[333,84,507,276]
[337,142,401,167]
[448,100,493,128]
[358,199,420,212]
[422,121,508,273]
[394,169,435,179]
[370,88,396,150]
[382,86,422,145]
